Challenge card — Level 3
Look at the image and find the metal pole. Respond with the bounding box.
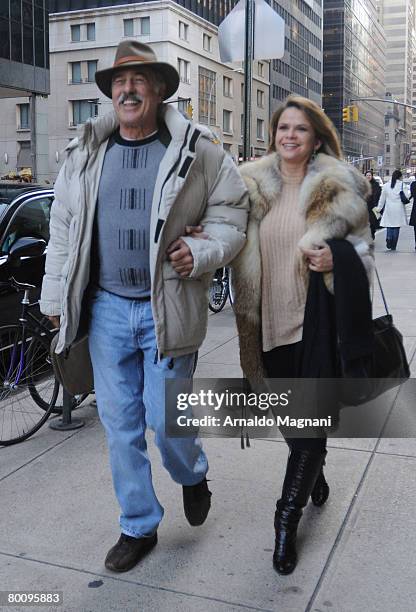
[30,94,37,181]
[350,97,416,111]
[49,389,85,431]
[243,0,254,161]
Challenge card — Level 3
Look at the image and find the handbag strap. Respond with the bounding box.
[374,267,390,315]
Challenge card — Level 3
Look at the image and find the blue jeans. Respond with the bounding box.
[386,227,400,249]
[88,289,208,538]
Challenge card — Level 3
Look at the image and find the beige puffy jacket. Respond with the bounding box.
[40,105,248,355]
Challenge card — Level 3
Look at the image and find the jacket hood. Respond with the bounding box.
[65,104,201,153]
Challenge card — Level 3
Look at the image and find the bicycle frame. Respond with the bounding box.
[3,290,54,390]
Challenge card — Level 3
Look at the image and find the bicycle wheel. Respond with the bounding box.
[0,325,59,445]
[208,273,229,313]
[29,319,62,414]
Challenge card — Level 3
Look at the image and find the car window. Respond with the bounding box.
[1,197,52,254]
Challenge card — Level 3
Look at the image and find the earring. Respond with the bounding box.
[310,149,317,162]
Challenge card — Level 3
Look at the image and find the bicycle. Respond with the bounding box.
[208,267,234,313]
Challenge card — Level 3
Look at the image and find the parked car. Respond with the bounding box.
[0,187,55,325]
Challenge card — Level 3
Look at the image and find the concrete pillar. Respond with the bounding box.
[30,93,49,183]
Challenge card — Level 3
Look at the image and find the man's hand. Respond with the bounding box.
[47,315,60,329]
[300,245,333,272]
[166,225,207,277]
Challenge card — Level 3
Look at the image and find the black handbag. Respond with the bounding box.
[50,332,94,396]
[340,269,410,406]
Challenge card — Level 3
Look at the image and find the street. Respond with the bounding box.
[0,225,415,612]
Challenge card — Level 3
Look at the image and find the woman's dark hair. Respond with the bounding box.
[391,169,402,188]
[365,169,374,177]
[268,95,343,159]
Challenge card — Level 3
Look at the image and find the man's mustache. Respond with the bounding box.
[117,93,143,105]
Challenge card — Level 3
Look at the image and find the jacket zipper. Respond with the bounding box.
[157,123,191,216]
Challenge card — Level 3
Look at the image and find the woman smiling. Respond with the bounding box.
[231,96,373,575]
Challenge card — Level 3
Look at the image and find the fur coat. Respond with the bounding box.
[231,151,373,387]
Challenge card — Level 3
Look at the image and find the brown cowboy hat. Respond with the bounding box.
[95,40,179,100]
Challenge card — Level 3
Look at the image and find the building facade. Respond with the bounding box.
[49,0,237,26]
[379,0,415,177]
[0,0,50,181]
[269,0,324,113]
[322,0,385,171]
[0,0,270,180]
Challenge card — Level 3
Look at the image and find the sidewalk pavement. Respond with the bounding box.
[1,225,416,612]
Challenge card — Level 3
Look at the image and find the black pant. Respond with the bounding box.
[262,342,327,453]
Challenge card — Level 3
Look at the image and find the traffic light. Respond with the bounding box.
[351,105,359,122]
[342,106,351,122]
[186,103,193,120]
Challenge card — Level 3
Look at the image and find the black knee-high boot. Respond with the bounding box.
[273,449,326,575]
[311,461,330,507]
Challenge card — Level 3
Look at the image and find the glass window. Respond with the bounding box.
[241,114,244,137]
[178,97,190,117]
[203,34,212,52]
[241,83,244,102]
[87,23,95,41]
[1,198,52,255]
[0,3,9,18]
[10,20,21,62]
[179,21,188,40]
[34,5,43,29]
[71,62,82,83]
[23,24,33,65]
[223,76,232,97]
[257,89,264,108]
[178,58,190,84]
[198,66,216,125]
[16,141,31,169]
[223,110,232,133]
[139,17,150,35]
[34,27,44,67]
[124,19,134,37]
[11,1,21,21]
[258,62,264,77]
[18,104,30,129]
[72,100,98,125]
[257,119,264,140]
[87,60,98,82]
[22,0,33,26]
[0,18,10,60]
[71,24,80,42]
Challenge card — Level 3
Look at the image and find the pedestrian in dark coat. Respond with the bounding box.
[365,170,381,239]
[409,180,416,249]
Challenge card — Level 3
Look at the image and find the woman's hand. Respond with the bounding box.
[300,245,333,272]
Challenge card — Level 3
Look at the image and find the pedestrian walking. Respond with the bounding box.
[408,179,416,249]
[375,169,408,250]
[365,169,381,239]
[231,95,373,575]
[40,40,248,572]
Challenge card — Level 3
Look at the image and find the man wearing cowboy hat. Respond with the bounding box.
[40,40,248,572]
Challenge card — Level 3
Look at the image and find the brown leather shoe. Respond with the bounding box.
[105,532,157,572]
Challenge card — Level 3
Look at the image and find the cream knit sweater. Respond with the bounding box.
[259,169,307,351]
